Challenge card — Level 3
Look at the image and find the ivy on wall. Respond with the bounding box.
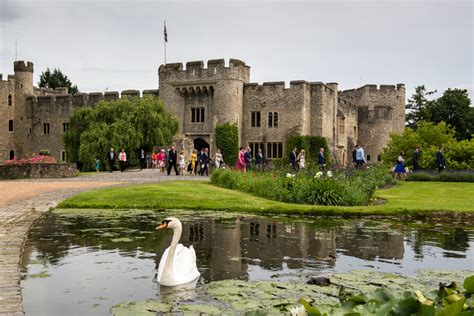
[215,123,239,166]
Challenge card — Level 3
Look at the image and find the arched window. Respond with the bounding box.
[273,112,279,128]
[8,94,12,106]
[9,150,15,160]
[8,120,13,131]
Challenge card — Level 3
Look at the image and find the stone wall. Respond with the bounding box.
[0,163,77,179]
[0,74,16,162]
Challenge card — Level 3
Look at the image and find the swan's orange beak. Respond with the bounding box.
[156,223,167,230]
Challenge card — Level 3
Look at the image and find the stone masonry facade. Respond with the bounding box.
[1,59,405,166]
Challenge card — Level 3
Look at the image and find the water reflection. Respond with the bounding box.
[21,211,474,315]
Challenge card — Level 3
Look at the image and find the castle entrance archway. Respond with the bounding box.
[193,138,210,153]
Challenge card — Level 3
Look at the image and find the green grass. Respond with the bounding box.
[57,181,474,216]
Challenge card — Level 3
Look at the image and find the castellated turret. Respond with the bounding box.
[159,59,250,151]
[339,84,406,163]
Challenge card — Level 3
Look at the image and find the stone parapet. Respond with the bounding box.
[0,163,78,179]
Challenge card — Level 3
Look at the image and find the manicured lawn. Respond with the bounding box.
[57,181,474,215]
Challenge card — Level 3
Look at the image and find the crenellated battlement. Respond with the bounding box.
[159,58,250,83]
[243,81,336,95]
[25,89,160,108]
[342,83,405,93]
[14,60,34,73]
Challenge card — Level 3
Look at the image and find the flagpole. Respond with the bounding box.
[164,21,167,64]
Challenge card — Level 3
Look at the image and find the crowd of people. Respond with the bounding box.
[98,146,225,176]
[94,143,448,178]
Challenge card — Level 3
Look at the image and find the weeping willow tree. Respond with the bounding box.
[64,96,178,170]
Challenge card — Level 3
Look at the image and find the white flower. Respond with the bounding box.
[288,305,307,316]
[326,171,333,177]
[314,171,323,178]
[286,173,295,178]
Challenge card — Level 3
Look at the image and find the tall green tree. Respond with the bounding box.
[64,96,179,170]
[38,68,79,94]
[381,121,474,170]
[426,88,473,140]
[405,85,436,129]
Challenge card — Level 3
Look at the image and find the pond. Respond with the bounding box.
[21,209,474,315]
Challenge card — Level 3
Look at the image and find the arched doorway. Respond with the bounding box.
[193,138,210,153]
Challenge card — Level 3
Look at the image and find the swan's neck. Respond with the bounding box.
[164,225,182,273]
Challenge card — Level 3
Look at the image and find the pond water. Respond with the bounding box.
[21,209,474,315]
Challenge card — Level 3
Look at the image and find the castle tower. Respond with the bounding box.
[13,61,34,158]
[339,84,406,163]
[158,59,250,153]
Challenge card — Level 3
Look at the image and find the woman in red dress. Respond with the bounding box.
[235,147,246,172]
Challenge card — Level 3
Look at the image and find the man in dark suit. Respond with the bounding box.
[199,148,210,176]
[289,147,297,170]
[106,147,115,172]
[436,146,446,172]
[318,147,326,170]
[167,146,179,176]
[412,146,421,171]
[244,146,252,171]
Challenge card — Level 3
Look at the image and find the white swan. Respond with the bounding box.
[156,217,200,286]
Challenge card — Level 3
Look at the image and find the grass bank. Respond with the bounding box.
[57,181,474,216]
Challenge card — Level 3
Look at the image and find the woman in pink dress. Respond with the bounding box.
[235,147,246,172]
[157,149,165,173]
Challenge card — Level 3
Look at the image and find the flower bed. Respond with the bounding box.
[211,165,395,206]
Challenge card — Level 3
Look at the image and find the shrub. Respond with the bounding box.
[5,154,57,165]
[215,123,239,167]
[211,166,395,206]
[407,170,474,182]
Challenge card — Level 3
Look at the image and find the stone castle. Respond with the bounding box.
[1,59,405,166]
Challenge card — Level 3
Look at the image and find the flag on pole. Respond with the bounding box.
[164,22,168,42]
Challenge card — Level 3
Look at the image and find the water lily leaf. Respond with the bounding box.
[463,275,474,295]
[299,298,322,316]
[179,304,221,314]
[435,298,466,316]
[111,301,172,316]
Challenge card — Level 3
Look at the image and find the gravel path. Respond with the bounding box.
[0,169,209,315]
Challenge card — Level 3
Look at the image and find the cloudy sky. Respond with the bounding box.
[1,0,472,100]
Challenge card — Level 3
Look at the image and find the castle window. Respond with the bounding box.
[8,94,12,106]
[248,142,264,158]
[191,108,205,123]
[266,142,283,159]
[9,150,14,160]
[8,120,13,131]
[29,128,32,134]
[338,118,345,135]
[377,155,382,162]
[43,123,50,135]
[61,150,67,162]
[251,112,261,127]
[268,112,279,128]
[367,154,371,161]
[63,123,69,132]
[353,126,357,139]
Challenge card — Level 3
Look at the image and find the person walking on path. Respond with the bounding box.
[244,146,252,171]
[395,150,407,179]
[178,151,186,175]
[139,148,146,171]
[213,148,224,169]
[297,149,306,170]
[437,146,446,172]
[318,148,326,171]
[236,147,246,172]
[255,148,264,171]
[199,148,210,176]
[157,149,165,173]
[167,146,179,176]
[412,146,421,171]
[290,147,297,170]
[118,148,127,172]
[106,148,116,172]
[355,144,367,169]
[191,149,198,175]
[95,157,100,172]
